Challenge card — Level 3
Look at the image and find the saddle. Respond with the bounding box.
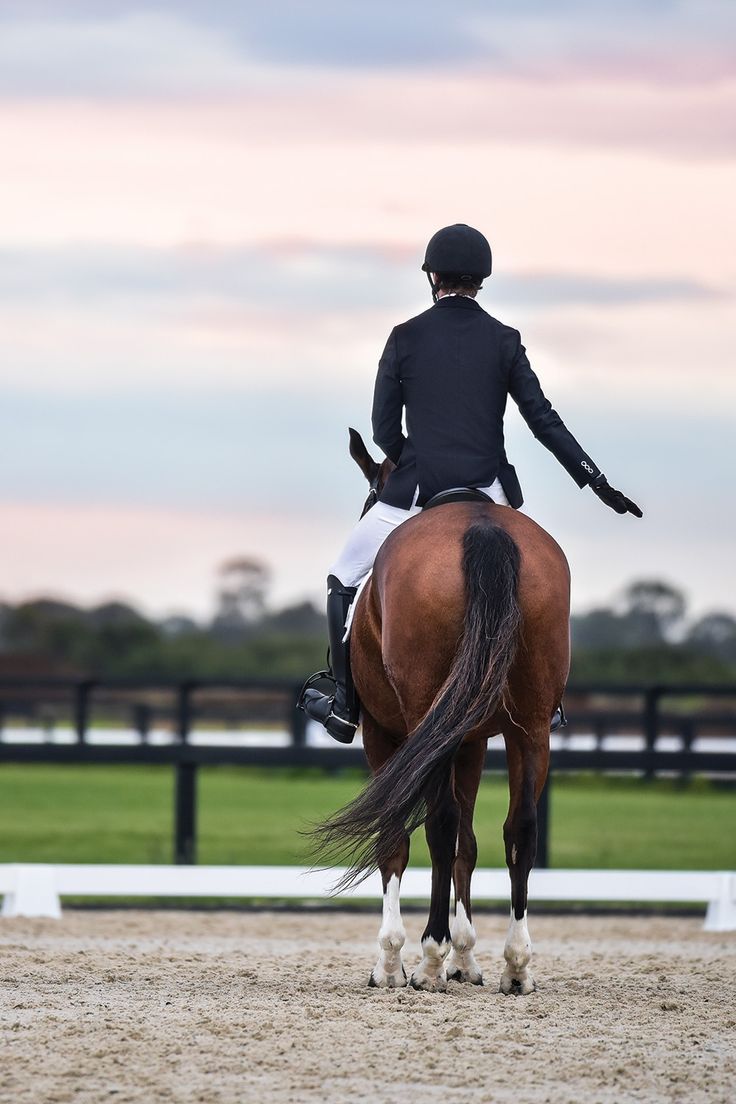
[423,487,493,510]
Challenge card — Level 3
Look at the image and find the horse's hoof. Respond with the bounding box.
[447,965,484,985]
[409,971,448,993]
[445,944,483,986]
[369,966,407,989]
[499,967,536,996]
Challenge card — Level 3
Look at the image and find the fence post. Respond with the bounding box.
[74,680,92,745]
[176,681,194,744]
[679,717,695,783]
[174,761,197,865]
[133,703,151,744]
[536,773,550,868]
[643,686,660,780]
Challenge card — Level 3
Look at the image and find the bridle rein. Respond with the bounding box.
[362,468,382,517]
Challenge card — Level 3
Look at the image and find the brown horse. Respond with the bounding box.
[313,429,571,994]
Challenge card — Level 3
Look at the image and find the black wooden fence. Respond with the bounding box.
[0,677,734,868]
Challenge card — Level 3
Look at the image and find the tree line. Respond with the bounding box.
[569,580,736,682]
[0,570,734,684]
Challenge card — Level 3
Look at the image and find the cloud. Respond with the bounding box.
[1,287,733,521]
[2,95,734,291]
[0,3,734,88]
[0,44,734,159]
[0,243,721,310]
[0,13,268,98]
[466,1,736,84]
[1,245,729,420]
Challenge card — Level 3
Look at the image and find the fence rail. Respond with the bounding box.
[1,677,734,867]
[3,864,735,930]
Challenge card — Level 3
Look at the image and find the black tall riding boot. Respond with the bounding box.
[299,575,360,744]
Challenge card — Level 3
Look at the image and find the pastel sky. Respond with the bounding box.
[1,2,734,620]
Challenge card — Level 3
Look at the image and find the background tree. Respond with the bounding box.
[687,613,736,664]
[620,580,687,643]
[211,557,271,640]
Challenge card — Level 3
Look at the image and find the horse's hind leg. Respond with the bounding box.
[363,714,410,989]
[446,740,485,985]
[410,771,459,992]
[369,833,410,988]
[500,725,550,995]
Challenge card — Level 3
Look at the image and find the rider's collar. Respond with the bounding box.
[434,295,482,310]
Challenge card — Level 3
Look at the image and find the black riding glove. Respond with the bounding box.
[590,474,643,517]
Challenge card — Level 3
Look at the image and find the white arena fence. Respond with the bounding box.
[1,864,734,931]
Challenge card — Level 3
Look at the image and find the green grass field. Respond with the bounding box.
[0,764,734,871]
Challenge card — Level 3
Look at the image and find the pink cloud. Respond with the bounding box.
[1,97,734,291]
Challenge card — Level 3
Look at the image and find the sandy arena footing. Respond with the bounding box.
[1,909,735,1103]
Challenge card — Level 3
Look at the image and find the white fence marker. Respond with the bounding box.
[703,873,736,932]
[0,864,62,920]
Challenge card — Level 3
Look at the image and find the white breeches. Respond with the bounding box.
[329,478,510,588]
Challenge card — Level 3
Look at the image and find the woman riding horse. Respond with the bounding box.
[301,223,641,742]
[300,224,642,993]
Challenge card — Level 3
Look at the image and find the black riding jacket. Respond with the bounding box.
[372,295,601,509]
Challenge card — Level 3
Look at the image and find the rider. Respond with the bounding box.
[300,224,642,743]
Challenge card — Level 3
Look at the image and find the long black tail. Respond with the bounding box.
[311,517,521,891]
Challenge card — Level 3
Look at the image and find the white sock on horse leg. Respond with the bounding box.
[370,874,407,987]
[446,901,483,984]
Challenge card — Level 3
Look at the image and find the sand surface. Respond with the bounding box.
[1,909,735,1104]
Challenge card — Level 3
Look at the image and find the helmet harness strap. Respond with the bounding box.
[426,270,440,303]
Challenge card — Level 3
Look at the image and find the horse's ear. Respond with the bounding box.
[348,427,379,482]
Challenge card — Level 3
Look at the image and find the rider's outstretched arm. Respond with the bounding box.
[506,328,642,517]
[371,329,406,464]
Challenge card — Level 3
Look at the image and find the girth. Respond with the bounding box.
[422,487,493,510]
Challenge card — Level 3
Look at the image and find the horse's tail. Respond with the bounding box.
[311,517,522,891]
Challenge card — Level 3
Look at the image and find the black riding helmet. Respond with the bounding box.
[422,223,492,302]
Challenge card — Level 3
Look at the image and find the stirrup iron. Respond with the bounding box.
[296,669,335,711]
